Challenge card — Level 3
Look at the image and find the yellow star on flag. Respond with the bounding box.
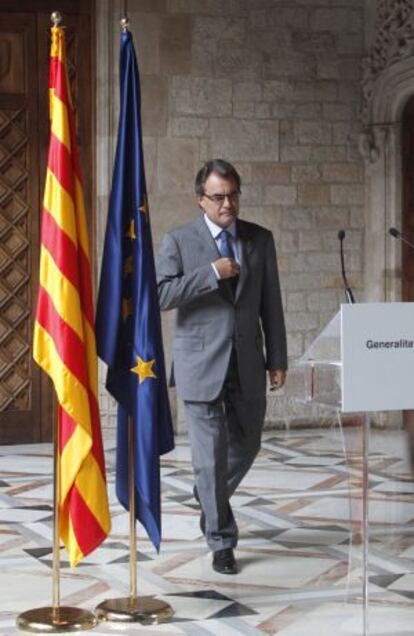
[126,219,136,239]
[122,297,133,321]
[131,356,157,384]
[124,255,133,275]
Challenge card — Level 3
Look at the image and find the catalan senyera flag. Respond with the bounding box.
[33,26,111,566]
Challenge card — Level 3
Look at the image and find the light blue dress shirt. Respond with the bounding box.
[203,214,239,279]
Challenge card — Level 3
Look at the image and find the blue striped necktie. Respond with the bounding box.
[218,230,238,296]
[218,230,235,259]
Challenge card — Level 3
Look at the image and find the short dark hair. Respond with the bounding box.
[195,159,241,196]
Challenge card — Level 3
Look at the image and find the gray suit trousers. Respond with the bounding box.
[184,353,266,552]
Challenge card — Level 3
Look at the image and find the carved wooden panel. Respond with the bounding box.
[0,4,94,443]
[0,14,40,443]
[0,106,31,413]
[0,33,24,94]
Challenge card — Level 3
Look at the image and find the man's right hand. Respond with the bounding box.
[213,258,240,279]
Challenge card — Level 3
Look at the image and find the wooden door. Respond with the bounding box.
[0,3,94,443]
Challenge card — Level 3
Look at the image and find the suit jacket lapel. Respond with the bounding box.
[194,215,221,261]
[235,220,253,303]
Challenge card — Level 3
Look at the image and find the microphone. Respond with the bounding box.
[338,230,355,304]
[388,227,414,250]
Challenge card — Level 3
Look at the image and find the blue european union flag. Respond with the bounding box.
[96,30,174,551]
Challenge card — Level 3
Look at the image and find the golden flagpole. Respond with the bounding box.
[16,11,100,632]
[52,417,61,620]
[128,417,137,600]
[95,415,173,624]
[93,10,173,626]
[16,399,97,632]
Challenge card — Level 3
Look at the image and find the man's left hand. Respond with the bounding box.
[269,369,286,390]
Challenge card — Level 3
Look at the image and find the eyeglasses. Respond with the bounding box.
[202,191,240,206]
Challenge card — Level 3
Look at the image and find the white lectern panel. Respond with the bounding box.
[341,302,414,412]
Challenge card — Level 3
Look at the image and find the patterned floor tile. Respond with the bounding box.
[1,427,414,634]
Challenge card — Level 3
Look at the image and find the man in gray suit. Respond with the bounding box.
[156,159,287,574]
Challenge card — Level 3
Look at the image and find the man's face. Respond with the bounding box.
[198,172,240,229]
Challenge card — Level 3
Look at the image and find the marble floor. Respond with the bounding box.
[1,425,414,635]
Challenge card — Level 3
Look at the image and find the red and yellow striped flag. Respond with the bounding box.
[33,26,111,566]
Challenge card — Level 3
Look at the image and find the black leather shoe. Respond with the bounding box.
[212,548,238,575]
[193,486,206,535]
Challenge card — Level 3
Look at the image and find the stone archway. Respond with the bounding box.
[360,1,414,303]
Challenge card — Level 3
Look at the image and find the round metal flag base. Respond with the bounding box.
[95,596,174,625]
[16,607,97,633]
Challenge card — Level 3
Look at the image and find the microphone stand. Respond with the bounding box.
[338,230,355,303]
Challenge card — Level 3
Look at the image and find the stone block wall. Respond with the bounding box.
[97,0,366,429]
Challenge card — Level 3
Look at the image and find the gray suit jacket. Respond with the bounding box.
[156,216,287,402]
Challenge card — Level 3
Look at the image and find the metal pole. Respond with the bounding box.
[362,413,370,636]
[16,405,96,632]
[94,411,173,624]
[128,416,137,599]
[52,412,61,620]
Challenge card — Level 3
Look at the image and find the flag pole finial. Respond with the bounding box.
[50,11,62,26]
[120,17,130,32]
